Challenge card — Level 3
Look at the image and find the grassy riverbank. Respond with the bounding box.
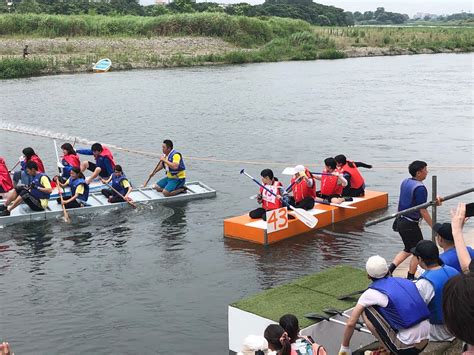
[1,13,473,79]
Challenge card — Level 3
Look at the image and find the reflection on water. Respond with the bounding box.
[0,54,472,353]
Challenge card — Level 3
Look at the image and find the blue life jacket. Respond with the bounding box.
[167,150,186,176]
[419,265,459,324]
[111,174,129,196]
[369,277,430,330]
[96,156,114,178]
[30,173,51,200]
[398,178,426,220]
[69,177,89,202]
[440,247,474,273]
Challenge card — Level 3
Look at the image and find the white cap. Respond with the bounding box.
[237,335,268,355]
[366,255,388,279]
[294,165,305,173]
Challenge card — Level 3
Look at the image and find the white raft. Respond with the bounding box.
[0,181,216,226]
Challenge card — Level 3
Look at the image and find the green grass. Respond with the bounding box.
[232,266,369,329]
[0,57,51,79]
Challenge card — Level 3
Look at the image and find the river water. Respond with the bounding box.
[0,53,472,354]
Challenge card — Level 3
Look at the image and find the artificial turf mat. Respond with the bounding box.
[232,266,370,328]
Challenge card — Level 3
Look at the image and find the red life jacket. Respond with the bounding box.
[260,180,283,211]
[62,154,80,168]
[0,157,13,192]
[291,168,316,203]
[320,170,343,196]
[100,146,116,169]
[29,155,45,173]
[339,160,364,189]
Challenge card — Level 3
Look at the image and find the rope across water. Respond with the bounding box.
[1,124,473,170]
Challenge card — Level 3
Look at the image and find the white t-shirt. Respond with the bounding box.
[358,289,430,344]
[414,279,455,341]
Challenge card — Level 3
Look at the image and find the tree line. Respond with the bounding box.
[1,0,470,27]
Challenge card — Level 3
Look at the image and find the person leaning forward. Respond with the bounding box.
[0,161,52,216]
[339,255,430,355]
[151,139,186,197]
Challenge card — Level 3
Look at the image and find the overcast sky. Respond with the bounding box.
[142,0,473,16]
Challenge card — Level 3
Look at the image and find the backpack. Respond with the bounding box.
[294,336,327,355]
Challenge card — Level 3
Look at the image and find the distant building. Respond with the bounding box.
[155,0,168,5]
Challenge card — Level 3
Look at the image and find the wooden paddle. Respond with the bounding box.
[142,161,163,187]
[56,178,71,223]
[103,181,137,209]
[304,313,371,334]
[8,160,20,174]
[240,169,318,229]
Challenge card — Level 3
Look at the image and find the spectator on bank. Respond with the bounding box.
[279,314,327,355]
[442,273,474,354]
[433,222,474,273]
[23,45,29,59]
[237,334,269,355]
[412,240,459,341]
[338,255,430,355]
[264,324,294,355]
[450,203,473,273]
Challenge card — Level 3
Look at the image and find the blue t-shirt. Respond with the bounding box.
[440,247,474,273]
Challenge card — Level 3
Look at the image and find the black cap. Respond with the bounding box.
[433,223,453,241]
[411,240,440,263]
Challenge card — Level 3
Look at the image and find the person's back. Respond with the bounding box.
[0,157,13,194]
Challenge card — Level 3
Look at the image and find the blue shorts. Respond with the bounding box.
[157,177,185,192]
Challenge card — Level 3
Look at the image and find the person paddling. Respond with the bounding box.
[100,165,132,203]
[59,143,80,181]
[335,154,371,197]
[77,143,116,184]
[314,158,347,204]
[249,169,285,221]
[55,167,89,209]
[150,139,187,197]
[287,165,316,211]
[0,161,52,216]
[0,156,13,196]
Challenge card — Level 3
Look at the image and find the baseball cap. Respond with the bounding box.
[294,165,305,173]
[410,240,440,262]
[366,255,389,279]
[433,223,453,241]
[237,335,268,355]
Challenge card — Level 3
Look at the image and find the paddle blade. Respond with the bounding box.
[240,169,245,175]
[290,207,318,229]
[304,313,327,322]
[323,308,341,316]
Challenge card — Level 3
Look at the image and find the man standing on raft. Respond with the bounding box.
[150,140,187,197]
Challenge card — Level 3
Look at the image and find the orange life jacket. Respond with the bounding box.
[320,170,343,196]
[291,168,316,203]
[260,180,283,211]
[339,160,364,189]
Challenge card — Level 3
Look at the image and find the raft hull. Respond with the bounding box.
[224,190,388,245]
[0,181,216,226]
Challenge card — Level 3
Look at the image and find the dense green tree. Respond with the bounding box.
[17,0,41,13]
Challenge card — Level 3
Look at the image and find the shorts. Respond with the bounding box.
[87,161,109,178]
[157,177,185,192]
[16,187,44,211]
[364,306,428,354]
[398,217,423,252]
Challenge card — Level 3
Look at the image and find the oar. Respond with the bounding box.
[142,161,163,187]
[365,187,474,227]
[323,308,365,326]
[103,182,137,209]
[315,198,357,210]
[8,160,20,174]
[56,178,71,223]
[337,289,367,300]
[240,169,318,229]
[304,313,371,334]
[281,167,347,177]
[53,139,64,176]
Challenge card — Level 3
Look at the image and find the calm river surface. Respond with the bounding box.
[0,53,472,354]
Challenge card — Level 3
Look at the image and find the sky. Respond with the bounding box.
[142,0,473,16]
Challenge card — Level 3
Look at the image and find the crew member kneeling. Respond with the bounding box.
[249,169,284,221]
[335,154,371,197]
[0,161,52,216]
[315,157,347,205]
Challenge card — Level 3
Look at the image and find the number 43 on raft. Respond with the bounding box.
[266,207,289,233]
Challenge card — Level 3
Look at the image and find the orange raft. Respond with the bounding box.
[224,190,388,245]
